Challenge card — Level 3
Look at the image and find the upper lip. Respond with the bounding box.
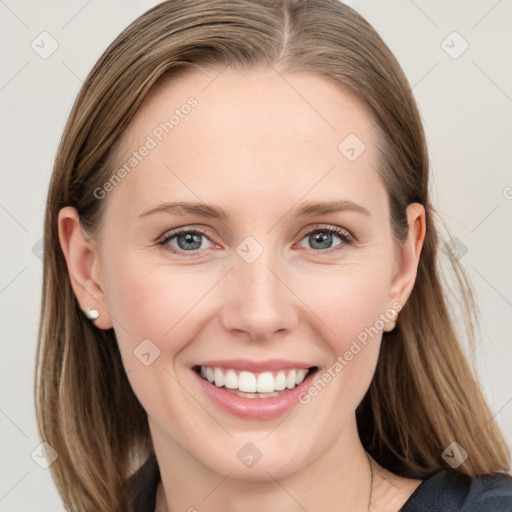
[193,359,317,373]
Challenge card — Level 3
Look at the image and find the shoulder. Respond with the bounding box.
[401,469,512,512]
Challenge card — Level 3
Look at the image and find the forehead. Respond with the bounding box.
[106,65,386,221]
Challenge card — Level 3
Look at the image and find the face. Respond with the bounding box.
[67,66,423,480]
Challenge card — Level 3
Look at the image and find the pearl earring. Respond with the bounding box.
[85,308,100,320]
[385,308,399,332]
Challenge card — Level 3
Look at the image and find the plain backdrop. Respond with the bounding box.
[1,0,511,510]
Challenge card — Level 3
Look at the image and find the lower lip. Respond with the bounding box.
[193,369,317,420]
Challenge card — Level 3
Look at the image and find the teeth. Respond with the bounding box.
[224,369,238,389]
[274,371,287,391]
[239,371,257,392]
[286,369,297,389]
[232,390,281,399]
[198,366,311,393]
[214,368,224,387]
[256,372,274,393]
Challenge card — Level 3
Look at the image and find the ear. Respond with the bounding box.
[385,202,426,330]
[57,206,113,330]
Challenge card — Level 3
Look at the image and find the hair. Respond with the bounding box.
[35,0,510,510]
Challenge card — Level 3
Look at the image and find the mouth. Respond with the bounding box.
[191,363,319,420]
[192,365,318,398]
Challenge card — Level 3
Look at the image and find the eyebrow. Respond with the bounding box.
[137,199,371,220]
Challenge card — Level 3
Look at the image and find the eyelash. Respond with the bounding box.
[156,225,353,256]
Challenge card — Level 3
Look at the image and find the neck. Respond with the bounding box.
[151,418,376,512]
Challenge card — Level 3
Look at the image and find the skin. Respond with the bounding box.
[59,66,426,511]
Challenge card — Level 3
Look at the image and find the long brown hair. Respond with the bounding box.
[35,0,510,510]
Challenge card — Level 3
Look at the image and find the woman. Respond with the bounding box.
[35,1,512,511]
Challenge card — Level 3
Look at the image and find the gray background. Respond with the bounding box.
[1,0,511,510]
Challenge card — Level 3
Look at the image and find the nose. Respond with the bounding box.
[219,248,299,342]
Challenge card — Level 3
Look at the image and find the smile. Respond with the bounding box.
[195,365,314,395]
[192,361,319,420]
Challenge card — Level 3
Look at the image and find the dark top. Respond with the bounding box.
[127,455,512,511]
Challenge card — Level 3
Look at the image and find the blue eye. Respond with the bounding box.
[157,226,352,255]
[158,228,213,253]
[299,227,352,251]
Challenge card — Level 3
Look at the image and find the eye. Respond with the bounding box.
[157,225,353,256]
[298,226,352,252]
[158,228,214,253]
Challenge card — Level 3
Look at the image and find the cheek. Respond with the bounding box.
[294,257,392,351]
[101,254,209,421]
[103,257,208,346]
[293,257,392,406]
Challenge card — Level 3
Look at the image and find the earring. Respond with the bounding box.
[385,309,399,332]
[84,308,100,320]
